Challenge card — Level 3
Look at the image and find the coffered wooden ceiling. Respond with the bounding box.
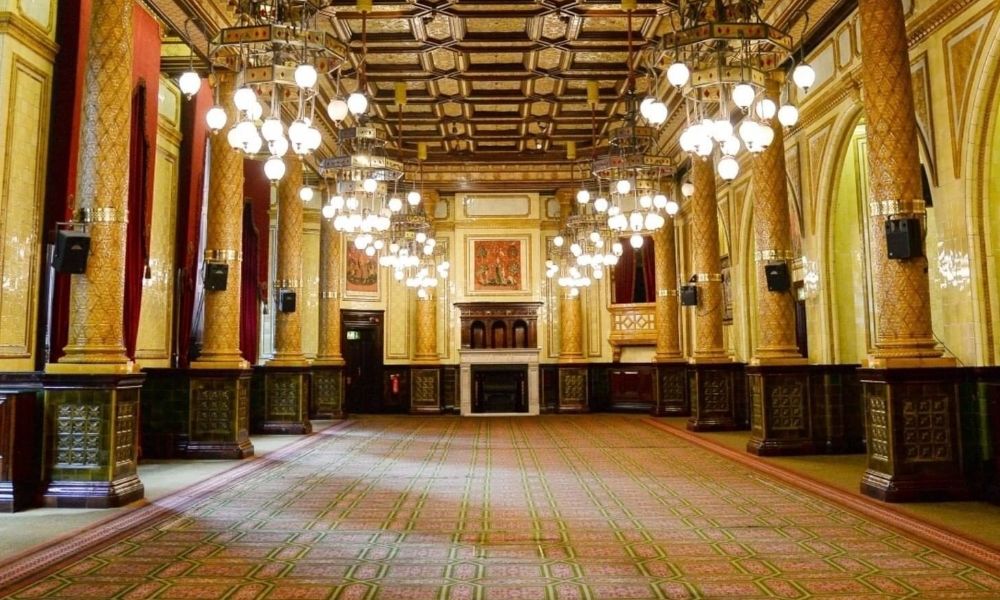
[151,0,848,164]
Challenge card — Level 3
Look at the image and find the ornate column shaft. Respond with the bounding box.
[51,0,133,371]
[689,156,727,362]
[414,191,439,362]
[315,193,344,366]
[652,219,682,361]
[857,0,963,503]
[751,79,804,365]
[311,189,346,420]
[414,294,438,360]
[269,159,307,365]
[858,0,946,367]
[559,293,584,359]
[193,73,247,369]
[41,0,145,508]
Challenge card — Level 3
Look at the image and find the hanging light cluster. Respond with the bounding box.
[318,125,404,256]
[652,0,814,181]
[181,0,347,183]
[378,206,450,298]
[570,3,676,252]
[546,192,624,296]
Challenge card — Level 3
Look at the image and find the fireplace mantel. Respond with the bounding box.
[458,348,540,416]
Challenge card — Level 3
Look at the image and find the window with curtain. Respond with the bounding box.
[612,236,656,304]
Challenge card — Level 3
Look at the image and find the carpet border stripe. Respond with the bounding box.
[642,417,1000,573]
[0,420,355,592]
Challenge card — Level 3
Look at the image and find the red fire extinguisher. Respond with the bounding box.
[390,373,400,394]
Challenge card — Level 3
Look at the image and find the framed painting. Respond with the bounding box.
[466,235,530,295]
[344,241,379,299]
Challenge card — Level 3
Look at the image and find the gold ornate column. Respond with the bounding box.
[270,159,307,365]
[859,0,945,366]
[746,78,811,455]
[411,191,443,414]
[857,0,962,502]
[689,157,727,361]
[186,72,253,459]
[686,156,741,431]
[193,73,247,370]
[751,79,803,365]
[262,158,311,434]
[414,191,440,363]
[311,183,346,419]
[554,189,588,412]
[43,0,145,507]
[651,207,687,416]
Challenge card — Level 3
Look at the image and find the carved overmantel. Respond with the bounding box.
[454,302,543,416]
[454,302,543,350]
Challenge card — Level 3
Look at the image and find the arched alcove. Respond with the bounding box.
[829,120,873,364]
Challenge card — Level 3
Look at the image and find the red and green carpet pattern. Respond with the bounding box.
[2,415,999,599]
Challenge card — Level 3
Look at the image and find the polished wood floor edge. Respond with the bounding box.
[0,420,355,591]
[642,417,1000,573]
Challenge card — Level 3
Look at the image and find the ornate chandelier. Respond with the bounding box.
[651,0,814,180]
[570,2,675,251]
[319,124,403,255]
[180,0,348,182]
[547,187,623,294]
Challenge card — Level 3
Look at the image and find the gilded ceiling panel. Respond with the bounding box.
[465,18,526,33]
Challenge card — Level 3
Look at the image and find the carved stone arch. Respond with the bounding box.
[964,19,1000,365]
[736,181,756,362]
[815,104,866,364]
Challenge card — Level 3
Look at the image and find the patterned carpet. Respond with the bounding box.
[2,415,999,599]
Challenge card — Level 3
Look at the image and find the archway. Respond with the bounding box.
[829,120,873,364]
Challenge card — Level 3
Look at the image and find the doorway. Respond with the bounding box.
[341,310,387,413]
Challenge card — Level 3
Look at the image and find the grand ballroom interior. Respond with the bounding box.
[2,0,1000,597]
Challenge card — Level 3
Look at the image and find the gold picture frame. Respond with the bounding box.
[465,235,530,295]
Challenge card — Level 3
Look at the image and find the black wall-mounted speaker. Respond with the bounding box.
[764,263,791,292]
[885,217,923,260]
[53,230,90,274]
[204,262,229,291]
[680,285,698,307]
[278,289,297,313]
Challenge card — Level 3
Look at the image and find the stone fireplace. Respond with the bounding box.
[455,302,542,416]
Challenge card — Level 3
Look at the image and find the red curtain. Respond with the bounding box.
[43,0,92,365]
[240,203,260,365]
[244,159,271,295]
[124,84,150,359]
[613,238,636,304]
[240,159,271,364]
[122,5,160,360]
[613,236,656,303]
[173,85,211,368]
[641,236,656,303]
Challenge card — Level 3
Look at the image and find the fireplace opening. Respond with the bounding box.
[472,365,527,413]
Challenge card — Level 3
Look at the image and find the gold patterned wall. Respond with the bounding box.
[135,78,181,368]
[698,0,1000,367]
[301,216,320,358]
[0,0,56,371]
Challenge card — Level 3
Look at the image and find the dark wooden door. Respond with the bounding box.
[341,311,385,413]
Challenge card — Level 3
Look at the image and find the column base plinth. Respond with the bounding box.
[256,366,312,435]
[187,370,254,459]
[311,365,346,419]
[858,367,968,503]
[746,365,815,456]
[686,362,745,431]
[652,362,688,417]
[42,373,146,508]
[44,476,144,509]
[557,366,589,413]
